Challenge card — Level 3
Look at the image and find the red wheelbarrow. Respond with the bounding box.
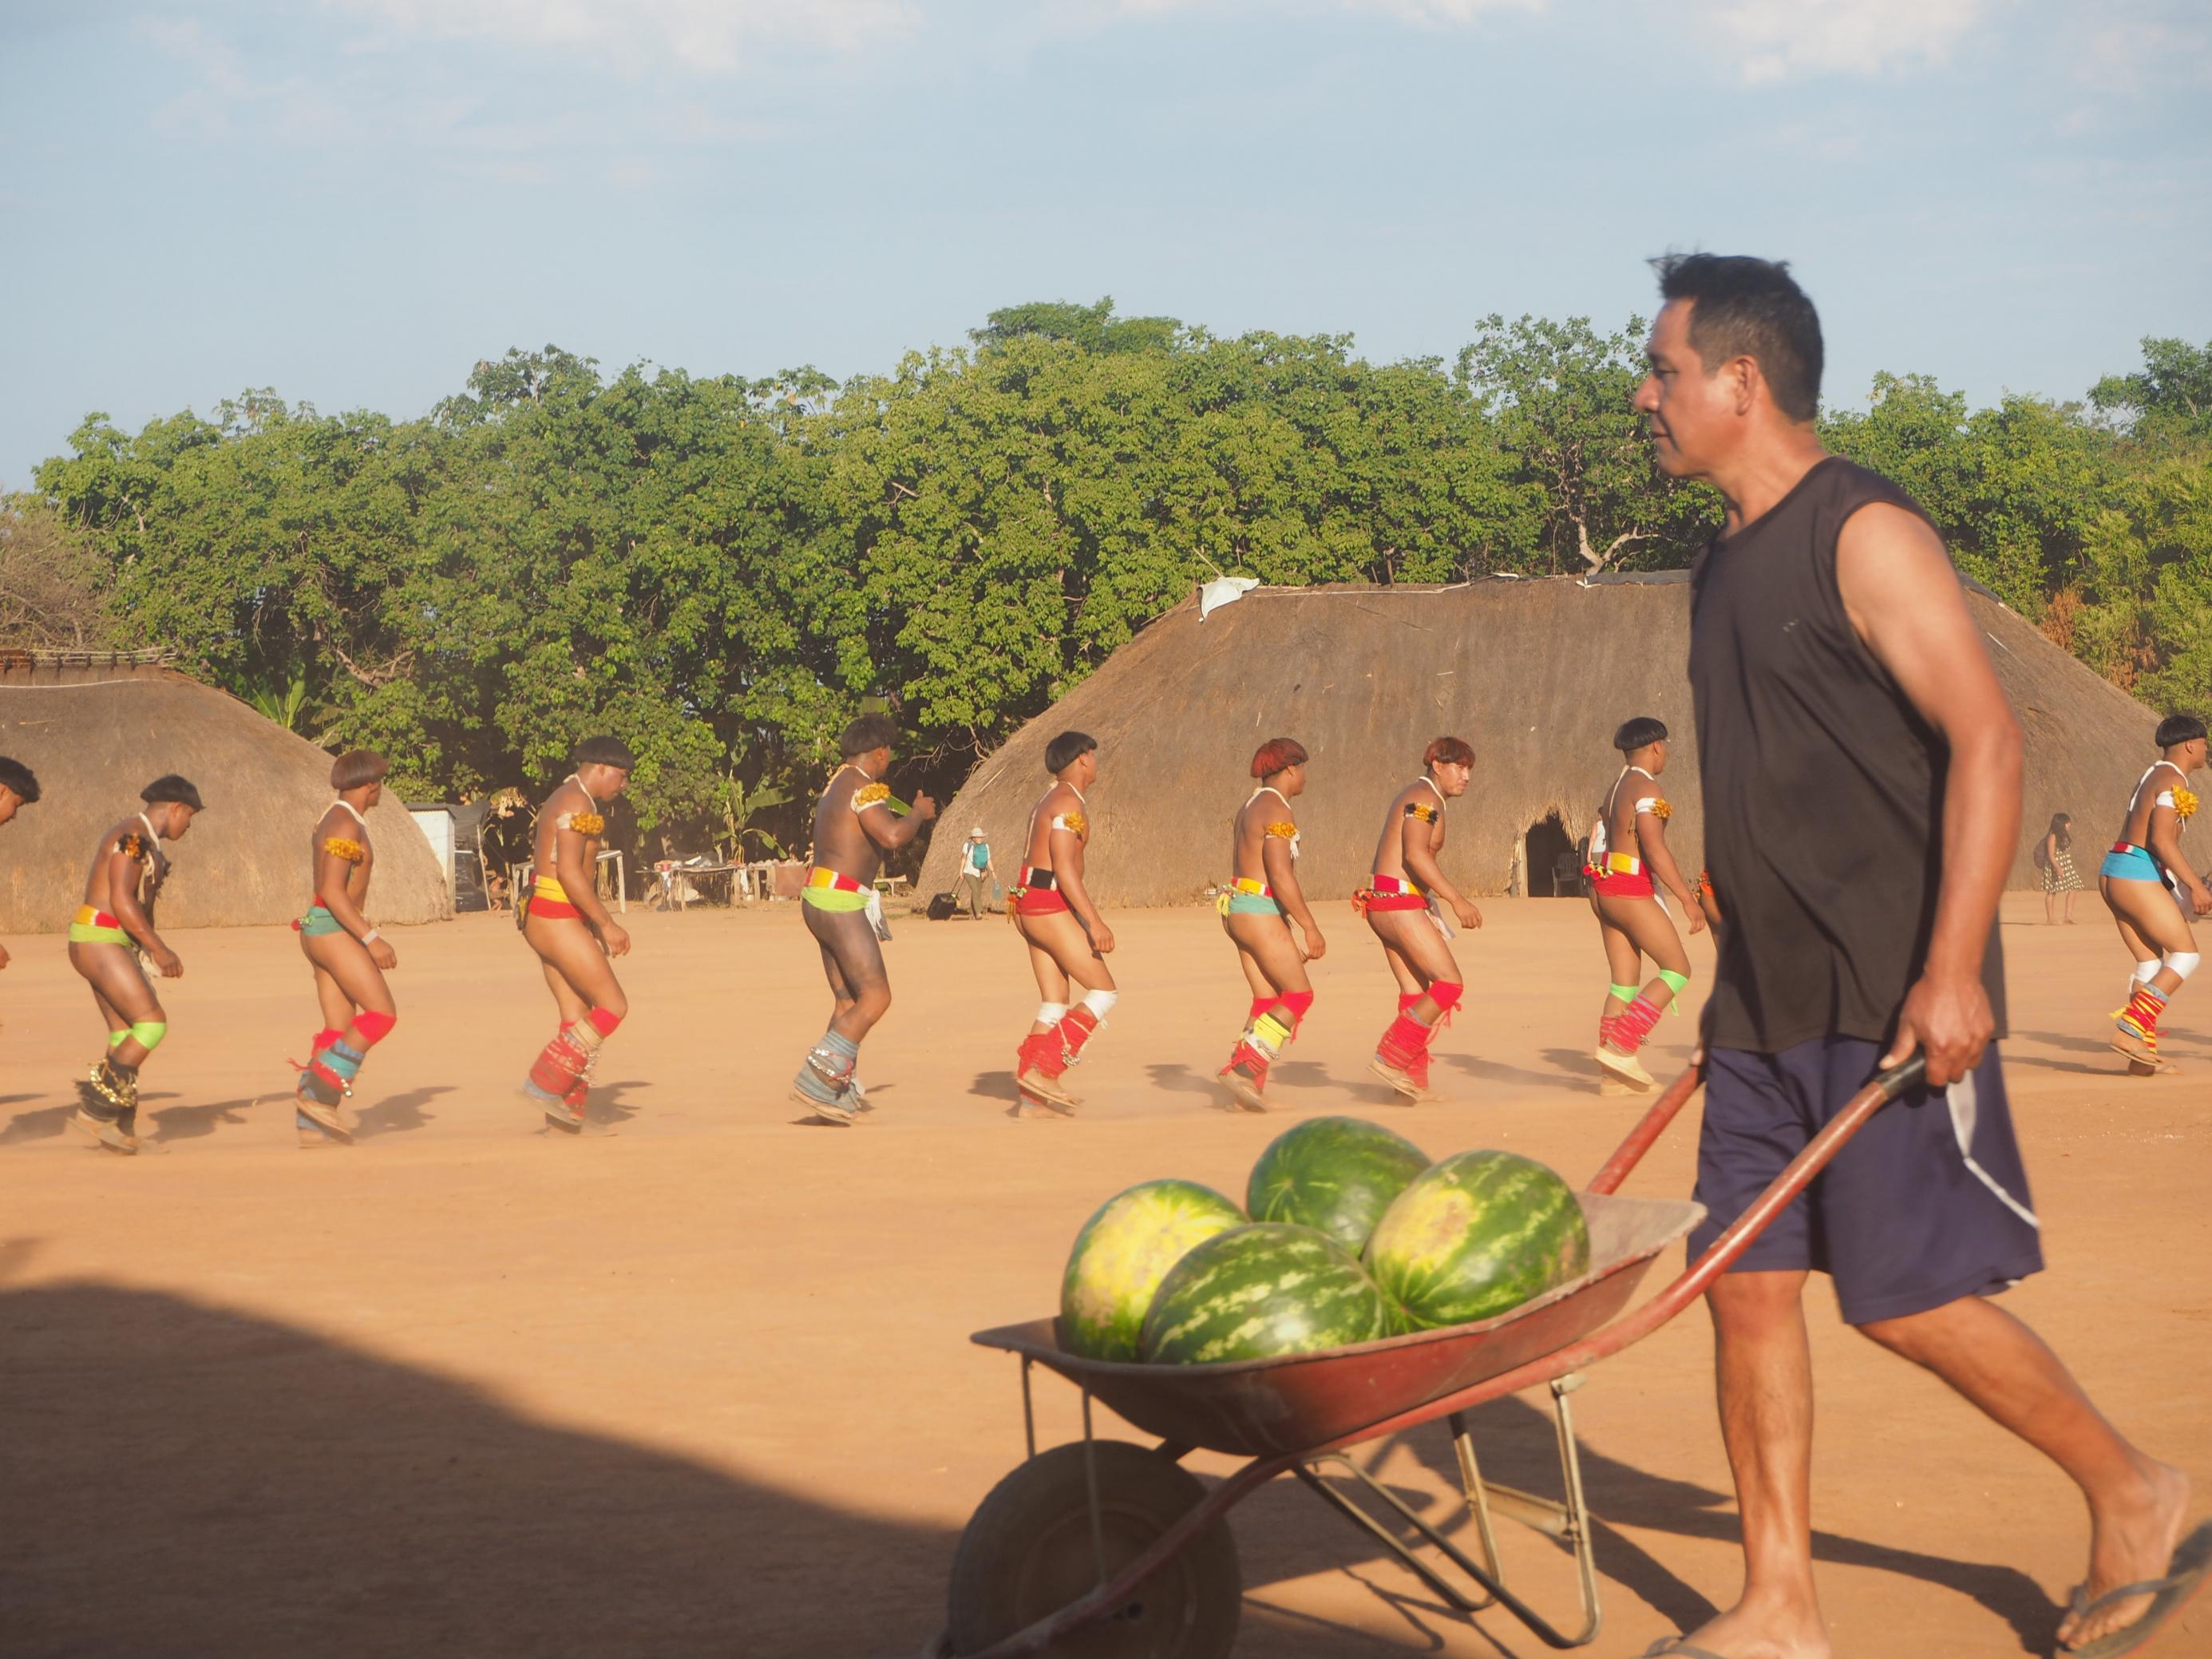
[929,1055,1926,1658]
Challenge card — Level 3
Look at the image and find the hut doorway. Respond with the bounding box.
[1525,815,1578,897]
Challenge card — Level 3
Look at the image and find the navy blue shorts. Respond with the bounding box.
[1687,1037,2044,1325]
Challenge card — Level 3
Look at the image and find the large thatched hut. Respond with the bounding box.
[0,654,451,931]
[919,574,2163,906]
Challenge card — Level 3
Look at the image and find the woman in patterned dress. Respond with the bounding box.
[2039,810,2081,925]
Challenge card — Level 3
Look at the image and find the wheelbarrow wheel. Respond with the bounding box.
[946,1439,1241,1657]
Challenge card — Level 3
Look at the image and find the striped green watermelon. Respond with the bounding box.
[1060,1180,1247,1361]
[1246,1116,1430,1253]
[1139,1222,1391,1364]
[1365,1150,1589,1329]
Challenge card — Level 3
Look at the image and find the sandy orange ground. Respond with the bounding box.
[0,893,2206,1658]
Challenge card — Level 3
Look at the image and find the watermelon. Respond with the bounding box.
[1246,1116,1430,1253]
[1139,1222,1391,1364]
[1060,1179,1247,1361]
[1365,1150,1589,1329]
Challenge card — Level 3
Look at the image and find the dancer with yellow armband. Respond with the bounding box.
[518,737,635,1134]
[1008,731,1118,1117]
[1356,736,1483,1101]
[790,714,936,1125]
[1214,738,1324,1112]
[2099,712,2210,1073]
[67,775,204,1153]
[1583,716,1703,1090]
[290,750,402,1147]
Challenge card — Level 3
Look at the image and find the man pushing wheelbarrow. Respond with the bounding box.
[937,256,2207,1659]
[1639,253,2202,1659]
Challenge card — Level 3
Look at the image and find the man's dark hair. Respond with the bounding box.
[840,712,900,759]
[0,756,40,804]
[1613,716,1669,754]
[330,750,390,790]
[574,734,636,770]
[142,774,204,810]
[2156,713,2208,749]
[1424,735,1474,770]
[1045,731,1097,774]
[1652,253,1824,422]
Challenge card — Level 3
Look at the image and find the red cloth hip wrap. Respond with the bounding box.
[1585,866,1656,898]
[1358,893,1429,913]
[1015,888,1069,916]
[529,895,582,919]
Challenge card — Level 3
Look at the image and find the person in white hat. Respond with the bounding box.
[955,826,996,920]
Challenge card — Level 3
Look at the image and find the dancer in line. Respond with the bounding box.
[1009,731,1117,1116]
[0,757,40,977]
[2101,714,2209,1073]
[1215,738,1324,1112]
[67,776,202,1154]
[2037,810,2082,926]
[1584,716,1702,1090]
[291,750,400,1148]
[1357,737,1482,1101]
[1648,249,2197,1659]
[518,737,635,1134]
[790,713,936,1124]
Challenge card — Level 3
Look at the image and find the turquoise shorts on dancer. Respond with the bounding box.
[1221,891,1282,917]
[2100,843,2164,884]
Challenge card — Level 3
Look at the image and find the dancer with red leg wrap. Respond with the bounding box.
[1357,736,1483,1101]
[1009,731,1118,1117]
[291,750,402,1147]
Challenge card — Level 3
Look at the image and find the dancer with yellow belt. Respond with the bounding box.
[291,750,400,1148]
[0,758,40,978]
[1215,738,1324,1111]
[1584,716,1703,1090]
[2101,713,2209,1072]
[791,714,936,1124]
[1009,731,1117,1116]
[1357,737,1482,1101]
[518,737,635,1133]
[67,776,202,1154]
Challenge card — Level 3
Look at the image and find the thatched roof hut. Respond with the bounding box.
[0,655,452,930]
[919,574,2162,906]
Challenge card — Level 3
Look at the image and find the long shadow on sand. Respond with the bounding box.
[0,1100,74,1145]
[354,1084,453,1139]
[1224,1393,2056,1655]
[1443,1051,1591,1096]
[0,1261,959,1659]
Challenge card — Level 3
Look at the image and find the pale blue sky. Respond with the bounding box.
[4,0,2207,488]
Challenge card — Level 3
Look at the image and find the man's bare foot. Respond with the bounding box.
[2056,1458,2191,1649]
[1662,1589,1829,1659]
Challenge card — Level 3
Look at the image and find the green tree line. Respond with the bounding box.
[14,299,2209,856]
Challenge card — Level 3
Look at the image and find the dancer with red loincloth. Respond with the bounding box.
[66,776,202,1154]
[1215,738,1325,1111]
[518,737,635,1134]
[789,714,937,1125]
[1009,731,1118,1116]
[1585,715,1704,1091]
[1357,737,1483,1101]
[2099,713,2208,1074]
[291,750,402,1148]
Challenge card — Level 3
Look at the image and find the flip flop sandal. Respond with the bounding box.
[1219,1071,1268,1113]
[1366,1056,1423,1101]
[2062,1518,2212,1658]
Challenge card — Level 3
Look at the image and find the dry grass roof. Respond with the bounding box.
[920,574,2161,906]
[1,659,451,930]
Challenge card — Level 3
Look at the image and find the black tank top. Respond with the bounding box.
[1689,456,2007,1053]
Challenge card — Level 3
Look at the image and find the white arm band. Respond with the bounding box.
[359,927,382,945]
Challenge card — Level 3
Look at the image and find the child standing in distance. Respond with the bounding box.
[1584,717,1702,1090]
[2037,811,2081,925]
[790,713,937,1124]
[67,776,202,1154]
[2100,713,2210,1072]
[519,736,636,1134]
[1358,737,1483,1101]
[0,757,41,977]
[291,750,401,1148]
[1009,731,1117,1116]
[1215,738,1325,1112]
